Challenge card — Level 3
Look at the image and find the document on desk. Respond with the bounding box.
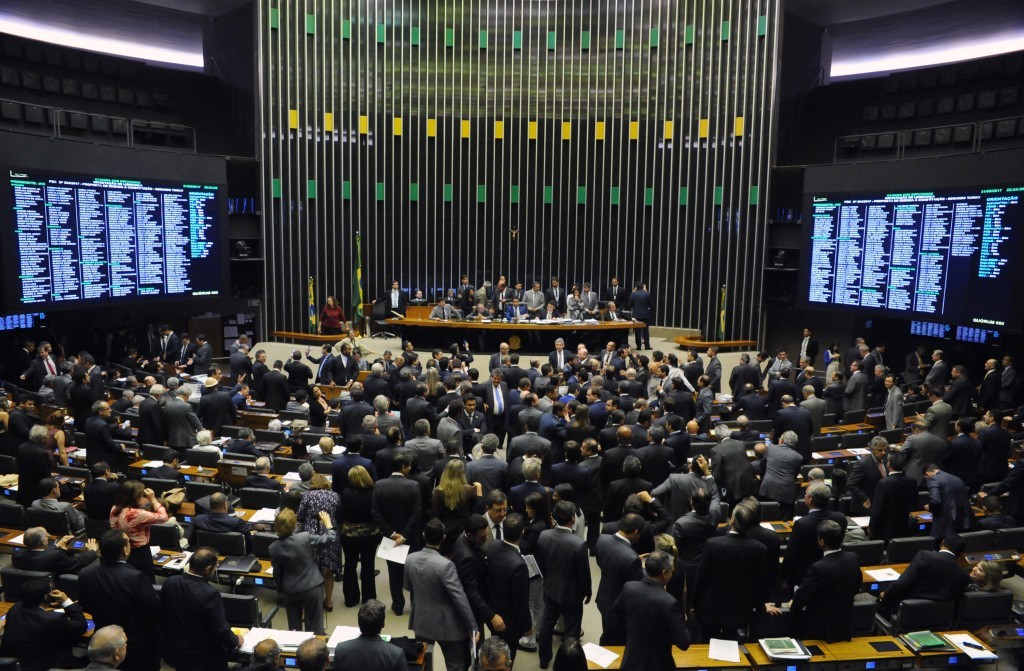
[944,633,997,660]
[848,448,871,455]
[582,643,619,668]
[240,628,315,653]
[376,536,410,564]
[326,625,390,648]
[865,567,903,581]
[247,508,278,524]
[7,534,23,546]
[709,638,741,662]
[143,460,164,468]
[850,516,871,528]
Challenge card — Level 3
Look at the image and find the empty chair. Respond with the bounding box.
[811,435,842,453]
[196,530,246,556]
[24,508,69,536]
[272,457,307,476]
[851,594,878,636]
[886,536,935,563]
[56,465,91,482]
[878,428,906,445]
[959,530,996,553]
[141,478,179,498]
[219,425,245,439]
[843,540,885,565]
[875,598,957,635]
[0,501,26,529]
[0,567,52,601]
[821,413,837,427]
[312,460,332,475]
[254,430,286,444]
[759,501,783,521]
[841,410,867,425]
[251,531,277,559]
[221,593,279,628]
[748,419,773,433]
[995,527,1024,550]
[149,523,182,551]
[185,480,223,503]
[238,488,282,510]
[957,590,1013,630]
[84,517,110,540]
[184,449,221,468]
[0,455,17,475]
[57,573,79,601]
[140,443,167,461]
[841,432,872,451]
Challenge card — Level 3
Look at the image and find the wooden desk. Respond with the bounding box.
[674,335,757,351]
[387,317,643,351]
[861,563,909,590]
[175,503,260,523]
[585,644,750,670]
[154,549,274,580]
[911,630,994,668]
[821,636,914,670]
[0,528,26,553]
[744,638,834,670]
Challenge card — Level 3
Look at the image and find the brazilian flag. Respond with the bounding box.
[308,277,316,333]
[717,285,727,340]
[352,231,364,329]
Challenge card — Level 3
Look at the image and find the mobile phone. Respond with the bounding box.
[72,540,85,550]
[155,555,171,564]
[86,620,95,633]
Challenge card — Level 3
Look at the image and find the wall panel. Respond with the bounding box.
[259,0,781,338]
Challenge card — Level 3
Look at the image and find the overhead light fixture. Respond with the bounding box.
[831,32,1024,79]
[0,14,203,68]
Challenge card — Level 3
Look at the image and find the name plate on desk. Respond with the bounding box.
[231,466,248,477]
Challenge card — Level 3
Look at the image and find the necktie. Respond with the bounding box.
[319,358,327,380]
[495,523,503,541]
[494,387,503,414]
[877,459,886,479]
[45,358,55,376]
[162,336,168,352]
[558,353,563,368]
[182,346,187,360]
[445,306,451,319]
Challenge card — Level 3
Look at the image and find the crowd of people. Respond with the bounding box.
[0,320,1022,671]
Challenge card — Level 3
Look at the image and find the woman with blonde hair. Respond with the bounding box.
[339,465,380,606]
[653,533,686,605]
[270,507,336,633]
[431,459,481,555]
[968,560,1004,592]
[110,480,169,582]
[296,474,340,610]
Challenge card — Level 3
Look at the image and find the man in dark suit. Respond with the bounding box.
[157,324,181,364]
[197,378,237,435]
[372,451,423,616]
[978,410,1012,486]
[869,452,919,541]
[85,401,132,469]
[544,276,568,314]
[788,519,861,642]
[536,501,591,669]
[160,547,243,670]
[879,535,969,616]
[466,435,507,494]
[847,437,888,516]
[245,457,283,492]
[385,280,408,316]
[509,458,551,515]
[728,354,763,397]
[606,276,627,305]
[251,349,270,399]
[773,395,813,461]
[781,482,847,589]
[983,454,1024,525]
[604,456,652,522]
[0,576,88,670]
[229,344,253,385]
[189,492,253,552]
[486,515,533,663]
[710,425,756,506]
[704,346,722,395]
[549,442,591,499]
[798,327,820,366]
[405,383,439,436]
[333,599,406,671]
[306,344,337,386]
[943,365,974,417]
[136,386,167,446]
[80,529,162,671]
[84,461,122,521]
[340,385,375,440]
[692,504,776,640]
[13,526,98,574]
[612,550,690,671]
[452,515,502,637]
[147,448,185,485]
[627,283,653,350]
[483,370,510,447]
[8,394,38,447]
[16,426,51,508]
[19,341,58,391]
[595,513,643,645]
[262,361,291,411]
[977,359,1002,412]
[732,384,767,421]
[924,465,973,540]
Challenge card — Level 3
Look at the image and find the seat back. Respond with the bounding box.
[220,592,259,627]
[149,523,182,551]
[995,527,1024,550]
[841,409,867,424]
[254,429,286,444]
[184,449,221,467]
[84,516,110,540]
[24,507,70,536]
[811,435,842,452]
[57,572,79,601]
[893,598,957,634]
[851,595,878,636]
[822,413,837,427]
[141,477,180,498]
[0,502,26,529]
[957,590,1013,630]
[886,536,934,563]
[840,432,872,451]
[959,530,996,553]
[748,419,773,433]
[878,428,906,444]
[749,609,794,639]
[196,530,246,556]
[759,501,783,522]
[223,451,257,462]
[185,480,223,503]
[219,425,245,439]
[312,460,333,475]
[272,457,307,475]
[252,531,277,559]
[842,540,886,566]
[0,455,16,476]
[56,465,91,482]
[277,410,309,422]
[1,567,52,601]
[800,464,834,479]
[140,443,168,460]
[238,487,282,510]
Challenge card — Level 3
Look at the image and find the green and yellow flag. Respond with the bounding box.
[308,276,316,333]
[717,285,727,340]
[352,231,364,328]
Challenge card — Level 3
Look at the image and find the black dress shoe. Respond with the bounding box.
[392,605,404,616]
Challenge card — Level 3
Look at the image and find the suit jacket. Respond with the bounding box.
[229,350,253,384]
[536,526,591,604]
[465,455,507,495]
[83,415,122,468]
[84,477,121,521]
[988,459,1024,518]
[332,634,405,671]
[451,533,494,624]
[922,400,952,439]
[606,284,628,305]
[137,395,167,446]
[927,470,973,538]
[711,439,756,502]
[800,395,827,435]
[12,544,97,574]
[197,390,236,434]
[595,534,642,630]
[759,444,803,503]
[245,473,283,491]
[781,509,847,587]
[405,437,445,476]
[16,441,51,507]
[270,530,336,595]
[405,547,477,641]
[773,406,814,461]
[729,364,763,397]
[613,577,690,671]
[847,454,886,516]
[80,560,162,671]
[372,474,423,546]
[881,550,969,610]
[386,288,408,315]
[900,431,947,486]
[843,371,868,413]
[160,572,239,670]
[652,472,716,522]
[261,370,291,411]
[485,540,533,642]
[340,401,375,440]
[604,477,653,521]
[544,287,568,314]
[192,342,213,374]
[944,376,974,416]
[705,357,723,394]
[163,398,203,450]
[869,472,919,541]
[944,434,980,490]
[733,393,768,421]
[307,352,336,385]
[0,600,88,671]
[190,511,253,552]
[147,464,184,485]
[692,533,767,629]
[978,425,1012,483]
[791,550,862,642]
[883,386,905,430]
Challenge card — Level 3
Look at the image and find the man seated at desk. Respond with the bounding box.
[0,577,88,670]
[148,448,186,485]
[505,297,528,322]
[227,427,267,461]
[245,457,283,491]
[189,491,253,552]
[878,534,970,617]
[430,297,461,321]
[13,526,99,574]
[32,477,87,539]
[539,301,562,321]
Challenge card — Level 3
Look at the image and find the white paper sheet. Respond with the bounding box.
[143,460,164,468]
[240,628,315,653]
[944,633,997,660]
[865,568,903,581]
[709,638,741,663]
[247,508,278,524]
[582,643,619,669]
[760,522,776,531]
[850,516,871,528]
[848,448,871,455]
[326,626,363,648]
[8,534,24,545]
[523,554,543,579]
[376,536,411,565]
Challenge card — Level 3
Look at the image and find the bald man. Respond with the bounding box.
[87,624,128,668]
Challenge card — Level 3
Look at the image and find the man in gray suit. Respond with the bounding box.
[800,384,827,435]
[332,600,405,671]
[164,387,202,457]
[536,501,592,669]
[843,361,868,414]
[883,375,905,430]
[405,519,478,671]
[705,346,722,395]
[921,387,952,439]
[759,431,804,520]
[406,419,445,476]
[466,434,507,494]
[924,349,949,389]
[900,421,947,486]
[651,454,718,522]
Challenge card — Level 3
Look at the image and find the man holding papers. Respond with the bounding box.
[332,600,405,671]
[612,550,690,671]
[372,451,423,617]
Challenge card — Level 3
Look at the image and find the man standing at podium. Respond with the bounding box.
[386,280,407,316]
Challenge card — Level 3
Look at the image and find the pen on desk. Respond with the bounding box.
[961,641,984,650]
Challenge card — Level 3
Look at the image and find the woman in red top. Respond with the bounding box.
[319,295,346,335]
[110,480,169,582]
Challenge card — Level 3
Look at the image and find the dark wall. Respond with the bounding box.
[258,0,782,338]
